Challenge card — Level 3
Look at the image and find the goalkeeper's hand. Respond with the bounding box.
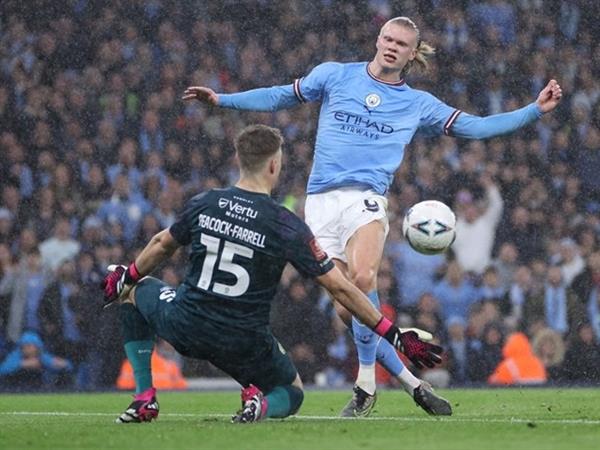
[101,262,142,306]
[375,317,443,369]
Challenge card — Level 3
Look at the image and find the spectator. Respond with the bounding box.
[551,238,585,287]
[452,175,503,274]
[0,331,72,390]
[387,227,445,310]
[502,266,536,323]
[433,261,480,324]
[569,252,600,340]
[562,323,600,384]
[38,217,81,272]
[491,242,519,293]
[479,266,505,301]
[488,332,547,385]
[467,321,505,383]
[0,249,51,344]
[446,316,468,384]
[531,327,566,381]
[39,260,86,384]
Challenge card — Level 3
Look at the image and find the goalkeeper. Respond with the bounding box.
[101,125,443,424]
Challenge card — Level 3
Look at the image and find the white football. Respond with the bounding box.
[402,200,456,255]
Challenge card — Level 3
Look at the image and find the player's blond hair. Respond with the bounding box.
[380,16,435,76]
[234,124,283,173]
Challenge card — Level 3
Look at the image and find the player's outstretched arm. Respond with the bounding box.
[182,84,300,112]
[450,79,562,140]
[316,267,443,368]
[101,229,181,305]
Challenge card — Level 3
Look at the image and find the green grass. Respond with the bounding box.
[0,389,599,450]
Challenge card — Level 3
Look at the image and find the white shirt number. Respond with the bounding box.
[197,233,253,297]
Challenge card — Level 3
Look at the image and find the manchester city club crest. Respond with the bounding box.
[365,93,381,109]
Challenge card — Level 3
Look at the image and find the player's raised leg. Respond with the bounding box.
[338,221,452,416]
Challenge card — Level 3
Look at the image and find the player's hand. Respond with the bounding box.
[375,317,443,368]
[396,330,443,369]
[536,79,562,113]
[182,86,219,105]
[101,262,142,306]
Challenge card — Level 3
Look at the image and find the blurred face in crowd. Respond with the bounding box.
[483,268,499,287]
[559,241,578,263]
[58,260,76,282]
[417,292,439,314]
[498,243,518,264]
[579,324,595,344]
[446,261,464,285]
[514,266,532,287]
[588,252,600,275]
[21,343,40,358]
[374,22,417,74]
[484,326,502,346]
[547,266,563,286]
[448,322,465,341]
[26,252,41,272]
[54,219,71,240]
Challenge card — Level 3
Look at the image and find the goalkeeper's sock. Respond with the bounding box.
[352,290,380,395]
[121,303,155,394]
[375,332,421,392]
[264,385,304,418]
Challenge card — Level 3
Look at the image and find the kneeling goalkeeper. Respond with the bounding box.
[101,124,444,423]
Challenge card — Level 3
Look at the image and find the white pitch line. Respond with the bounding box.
[0,411,599,425]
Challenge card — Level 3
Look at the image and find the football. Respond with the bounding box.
[402,200,456,255]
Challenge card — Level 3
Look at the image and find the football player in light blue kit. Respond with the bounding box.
[183,16,562,417]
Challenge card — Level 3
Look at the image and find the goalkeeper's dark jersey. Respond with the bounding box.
[169,186,334,335]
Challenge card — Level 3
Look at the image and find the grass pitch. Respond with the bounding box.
[0,388,598,450]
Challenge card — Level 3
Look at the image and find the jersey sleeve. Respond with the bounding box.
[218,85,300,112]
[169,193,204,246]
[417,92,462,137]
[293,62,340,104]
[282,214,334,277]
[450,103,543,139]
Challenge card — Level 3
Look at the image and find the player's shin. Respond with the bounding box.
[375,337,421,392]
[352,290,380,395]
[264,385,304,418]
[120,303,155,393]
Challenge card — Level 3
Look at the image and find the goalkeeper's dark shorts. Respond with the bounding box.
[134,277,298,393]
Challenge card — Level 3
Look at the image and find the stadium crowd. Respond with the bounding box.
[1,0,600,391]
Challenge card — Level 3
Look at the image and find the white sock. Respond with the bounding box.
[397,366,421,394]
[355,364,376,395]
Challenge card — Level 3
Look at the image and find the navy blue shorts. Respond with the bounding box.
[134,277,297,392]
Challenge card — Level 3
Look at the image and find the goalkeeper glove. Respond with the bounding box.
[374,317,443,369]
[101,262,142,306]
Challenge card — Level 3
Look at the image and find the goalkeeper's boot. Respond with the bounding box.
[231,384,267,423]
[340,385,377,417]
[413,381,452,416]
[116,387,160,423]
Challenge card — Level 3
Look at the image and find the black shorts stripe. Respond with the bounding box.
[444,109,462,136]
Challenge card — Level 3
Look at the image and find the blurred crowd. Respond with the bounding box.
[1,0,600,391]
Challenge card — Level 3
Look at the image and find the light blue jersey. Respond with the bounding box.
[219,61,543,195]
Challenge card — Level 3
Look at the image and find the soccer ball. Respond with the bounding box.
[402,200,456,255]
